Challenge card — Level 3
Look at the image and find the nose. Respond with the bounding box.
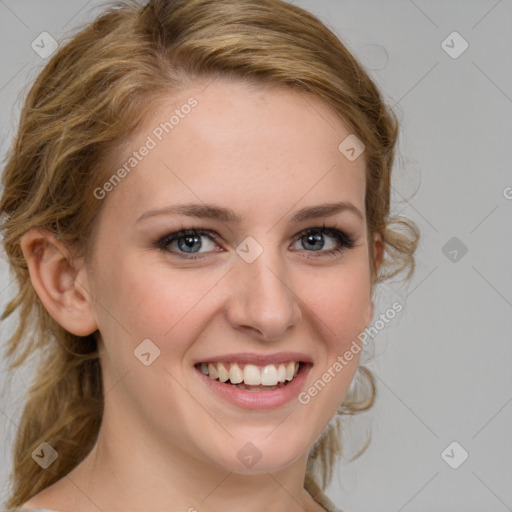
[225,247,302,341]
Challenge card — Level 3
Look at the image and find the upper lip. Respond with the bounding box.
[194,351,313,366]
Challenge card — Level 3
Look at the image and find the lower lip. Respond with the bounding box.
[195,364,312,410]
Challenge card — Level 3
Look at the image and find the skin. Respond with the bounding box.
[21,78,382,512]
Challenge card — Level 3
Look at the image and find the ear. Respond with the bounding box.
[372,232,384,278]
[365,232,384,324]
[20,228,98,336]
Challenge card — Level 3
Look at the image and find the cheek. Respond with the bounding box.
[94,253,218,351]
[300,262,373,343]
[92,243,372,365]
[294,271,370,444]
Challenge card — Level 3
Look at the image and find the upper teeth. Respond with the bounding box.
[199,361,300,386]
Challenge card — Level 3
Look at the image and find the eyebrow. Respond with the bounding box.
[135,201,363,224]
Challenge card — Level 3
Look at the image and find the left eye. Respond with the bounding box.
[291,228,342,252]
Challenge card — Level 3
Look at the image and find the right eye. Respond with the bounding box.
[155,229,224,260]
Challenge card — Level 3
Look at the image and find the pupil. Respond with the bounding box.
[179,235,201,253]
[305,233,324,251]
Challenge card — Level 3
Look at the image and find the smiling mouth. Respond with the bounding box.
[195,361,305,391]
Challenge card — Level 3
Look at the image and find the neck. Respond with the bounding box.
[42,406,325,512]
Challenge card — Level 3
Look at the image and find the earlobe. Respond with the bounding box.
[20,228,98,336]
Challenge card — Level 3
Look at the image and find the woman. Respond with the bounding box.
[1,0,419,511]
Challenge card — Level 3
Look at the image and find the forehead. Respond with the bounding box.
[97,78,367,225]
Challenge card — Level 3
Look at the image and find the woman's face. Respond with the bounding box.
[85,78,377,474]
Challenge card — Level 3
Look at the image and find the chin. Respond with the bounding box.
[202,432,311,475]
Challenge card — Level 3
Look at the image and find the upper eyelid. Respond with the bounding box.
[159,226,352,250]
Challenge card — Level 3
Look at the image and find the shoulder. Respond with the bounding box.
[306,475,345,512]
[17,508,61,512]
[17,477,73,512]
[313,489,345,512]
[17,497,63,512]
[308,481,343,512]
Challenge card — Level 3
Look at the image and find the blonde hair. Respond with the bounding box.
[0,0,419,508]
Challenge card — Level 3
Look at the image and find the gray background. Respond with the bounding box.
[0,1,511,511]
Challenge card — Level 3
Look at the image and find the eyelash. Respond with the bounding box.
[154,223,355,261]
